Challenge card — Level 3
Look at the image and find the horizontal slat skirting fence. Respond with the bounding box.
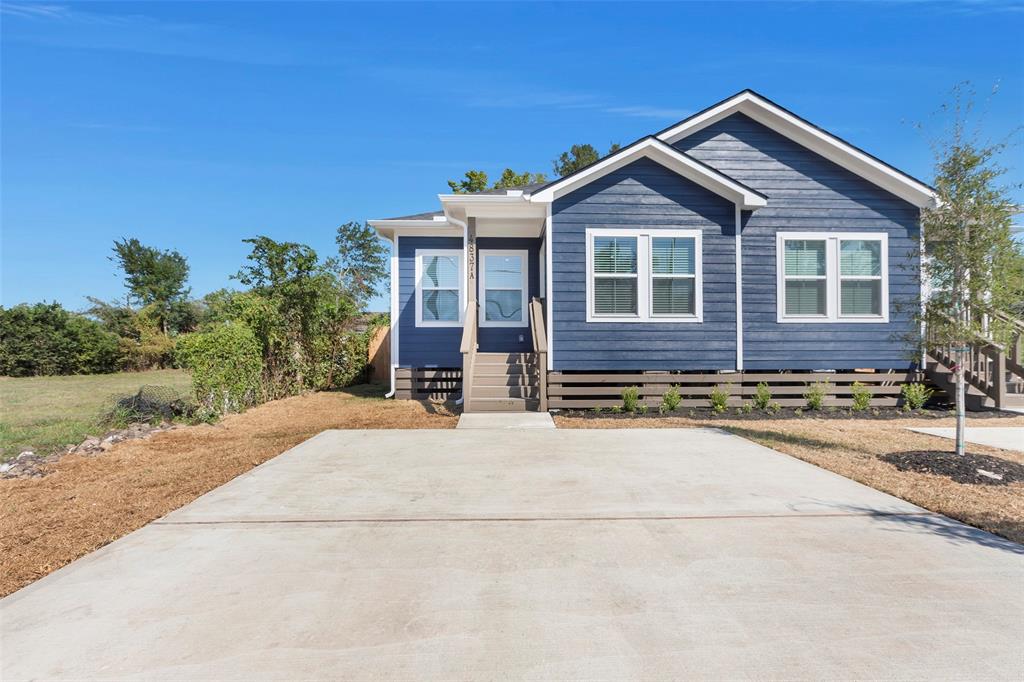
[548,370,922,410]
[394,368,462,401]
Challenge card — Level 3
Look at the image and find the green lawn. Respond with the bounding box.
[0,369,192,462]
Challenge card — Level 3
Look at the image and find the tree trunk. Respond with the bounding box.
[955,349,966,457]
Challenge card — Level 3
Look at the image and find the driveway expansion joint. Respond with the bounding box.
[152,511,942,525]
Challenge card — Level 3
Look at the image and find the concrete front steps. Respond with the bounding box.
[924,354,1024,411]
[466,352,541,412]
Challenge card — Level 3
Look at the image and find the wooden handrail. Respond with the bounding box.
[529,297,548,411]
[460,303,477,408]
[460,304,477,354]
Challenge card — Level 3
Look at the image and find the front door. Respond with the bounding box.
[477,248,530,352]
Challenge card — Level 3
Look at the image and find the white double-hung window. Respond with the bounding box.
[415,249,463,327]
[776,232,888,323]
[586,228,702,323]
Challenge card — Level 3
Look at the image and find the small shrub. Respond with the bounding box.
[901,382,934,411]
[687,409,696,418]
[637,404,649,415]
[794,407,803,416]
[610,405,623,414]
[752,382,772,410]
[661,385,682,412]
[767,401,781,414]
[175,323,263,419]
[804,380,830,411]
[592,405,603,414]
[740,401,753,414]
[621,386,640,413]
[850,381,872,411]
[709,385,730,414]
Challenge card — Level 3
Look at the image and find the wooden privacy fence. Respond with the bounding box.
[394,368,462,400]
[547,370,923,410]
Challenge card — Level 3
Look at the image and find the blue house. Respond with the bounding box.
[370,90,938,412]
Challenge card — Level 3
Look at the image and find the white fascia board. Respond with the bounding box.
[528,137,767,210]
[657,91,938,209]
[369,219,460,239]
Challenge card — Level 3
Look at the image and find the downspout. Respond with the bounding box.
[385,232,399,398]
[735,205,744,372]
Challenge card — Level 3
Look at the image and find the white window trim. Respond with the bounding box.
[585,228,703,324]
[775,232,889,324]
[415,249,464,328]
[479,249,529,328]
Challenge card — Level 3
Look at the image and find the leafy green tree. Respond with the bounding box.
[920,83,1024,455]
[448,168,548,193]
[110,238,191,335]
[552,143,621,177]
[231,236,359,397]
[0,303,120,376]
[335,221,389,309]
[492,168,548,189]
[447,170,489,193]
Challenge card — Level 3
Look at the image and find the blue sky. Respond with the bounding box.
[3,1,1022,313]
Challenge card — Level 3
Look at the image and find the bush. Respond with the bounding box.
[901,382,934,410]
[850,381,872,411]
[661,385,682,412]
[636,404,649,415]
[0,302,120,376]
[709,385,730,413]
[804,380,830,411]
[621,386,640,413]
[752,382,772,410]
[175,323,263,418]
[101,385,193,427]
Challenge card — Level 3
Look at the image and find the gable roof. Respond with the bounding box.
[655,89,937,208]
[528,136,768,209]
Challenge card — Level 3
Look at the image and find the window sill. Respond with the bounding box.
[777,316,889,324]
[586,315,704,324]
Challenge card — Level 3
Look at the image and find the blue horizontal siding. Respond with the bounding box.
[551,157,737,371]
[675,112,921,370]
[397,236,463,368]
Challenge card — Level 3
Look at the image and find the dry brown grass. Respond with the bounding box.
[0,388,457,597]
[556,412,1024,545]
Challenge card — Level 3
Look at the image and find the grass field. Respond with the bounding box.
[0,369,193,462]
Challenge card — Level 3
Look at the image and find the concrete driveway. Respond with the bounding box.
[3,428,1022,681]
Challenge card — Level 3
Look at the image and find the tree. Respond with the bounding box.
[447,170,489,194]
[0,303,120,376]
[110,238,190,335]
[335,221,389,310]
[492,168,548,190]
[552,142,621,177]
[447,168,547,193]
[231,236,359,396]
[920,83,1024,456]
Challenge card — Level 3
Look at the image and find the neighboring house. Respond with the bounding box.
[370,90,939,412]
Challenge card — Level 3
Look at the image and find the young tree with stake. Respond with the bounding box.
[920,84,1024,455]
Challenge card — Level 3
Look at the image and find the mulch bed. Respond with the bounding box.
[881,450,1024,486]
[562,406,1020,422]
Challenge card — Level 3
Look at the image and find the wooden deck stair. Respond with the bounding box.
[924,309,1024,411]
[465,353,542,412]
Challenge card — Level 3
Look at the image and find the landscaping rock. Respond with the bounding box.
[2,422,177,479]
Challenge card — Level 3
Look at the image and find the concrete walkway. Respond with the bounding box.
[908,426,1024,452]
[3,429,1022,680]
[456,412,555,429]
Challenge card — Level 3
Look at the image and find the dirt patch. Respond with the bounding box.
[555,412,1024,545]
[0,388,457,597]
[881,451,1024,486]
